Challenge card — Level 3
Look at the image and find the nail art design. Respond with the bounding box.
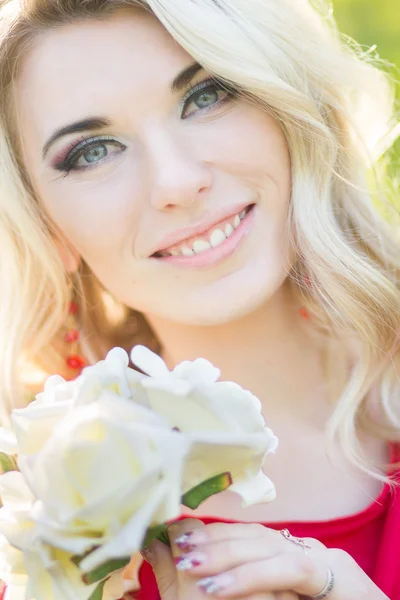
[174,532,195,550]
[197,577,224,595]
[174,554,204,571]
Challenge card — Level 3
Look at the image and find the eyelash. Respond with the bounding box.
[55,77,238,174]
[181,77,238,118]
[53,135,124,174]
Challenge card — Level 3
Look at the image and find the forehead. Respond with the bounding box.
[16,9,191,138]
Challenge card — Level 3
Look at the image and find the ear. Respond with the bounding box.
[52,235,81,274]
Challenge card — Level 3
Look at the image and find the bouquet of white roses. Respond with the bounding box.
[0,346,278,600]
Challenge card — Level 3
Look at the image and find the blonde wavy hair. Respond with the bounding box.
[0,0,399,480]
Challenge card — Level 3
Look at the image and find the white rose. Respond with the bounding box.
[9,348,144,460]
[69,347,145,408]
[18,392,188,573]
[0,472,36,552]
[0,535,28,600]
[0,429,18,456]
[24,543,123,600]
[131,346,279,506]
[0,473,101,600]
[23,544,99,600]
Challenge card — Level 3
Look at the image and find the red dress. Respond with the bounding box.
[1,446,399,599]
[135,443,400,600]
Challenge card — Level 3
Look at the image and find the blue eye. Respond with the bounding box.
[55,137,126,173]
[81,143,108,164]
[182,78,238,118]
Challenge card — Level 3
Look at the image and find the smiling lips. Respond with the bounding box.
[154,205,253,258]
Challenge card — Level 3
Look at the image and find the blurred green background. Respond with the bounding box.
[333,0,399,184]
[334,0,400,69]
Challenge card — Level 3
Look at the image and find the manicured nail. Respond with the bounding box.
[174,532,194,549]
[174,552,206,571]
[197,574,232,595]
[140,546,154,565]
[174,530,207,549]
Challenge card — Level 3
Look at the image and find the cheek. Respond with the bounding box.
[36,165,142,261]
[208,106,291,187]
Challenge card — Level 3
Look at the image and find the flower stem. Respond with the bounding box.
[83,558,130,585]
[143,523,170,547]
[182,472,233,510]
[87,579,106,600]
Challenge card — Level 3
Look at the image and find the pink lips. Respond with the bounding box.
[153,205,255,269]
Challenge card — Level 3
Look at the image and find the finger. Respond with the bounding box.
[167,518,208,600]
[246,595,299,600]
[241,595,275,600]
[173,522,324,556]
[194,553,329,598]
[168,518,207,558]
[171,535,319,578]
[198,550,387,600]
[173,522,269,550]
[144,539,178,600]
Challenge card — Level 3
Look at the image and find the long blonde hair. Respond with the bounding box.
[0,0,399,479]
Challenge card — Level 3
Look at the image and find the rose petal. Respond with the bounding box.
[80,480,177,572]
[0,429,18,455]
[229,469,277,506]
[105,347,129,368]
[172,359,221,385]
[102,570,126,600]
[24,545,98,600]
[3,585,26,600]
[0,472,34,508]
[130,345,169,377]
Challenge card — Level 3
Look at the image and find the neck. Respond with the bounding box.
[144,282,345,426]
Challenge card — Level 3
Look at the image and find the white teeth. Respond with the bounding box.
[192,240,211,254]
[225,224,234,237]
[181,246,194,257]
[165,208,249,258]
[210,229,227,247]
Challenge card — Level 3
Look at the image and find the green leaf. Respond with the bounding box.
[87,579,106,600]
[182,472,233,510]
[71,546,99,568]
[83,557,130,585]
[0,453,18,474]
[142,523,169,548]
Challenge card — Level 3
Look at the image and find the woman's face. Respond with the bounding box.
[16,9,293,325]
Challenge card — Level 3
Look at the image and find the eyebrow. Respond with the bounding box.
[42,61,204,159]
[42,117,112,159]
[171,61,203,93]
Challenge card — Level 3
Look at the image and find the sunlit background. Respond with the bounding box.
[334,0,399,189]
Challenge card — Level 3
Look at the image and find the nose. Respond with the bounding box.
[146,129,213,211]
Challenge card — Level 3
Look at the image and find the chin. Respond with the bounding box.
[163,273,289,326]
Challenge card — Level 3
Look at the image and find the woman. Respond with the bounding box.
[0,0,399,598]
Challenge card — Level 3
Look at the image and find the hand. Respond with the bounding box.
[149,518,390,600]
[145,518,299,600]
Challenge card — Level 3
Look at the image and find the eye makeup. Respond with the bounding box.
[52,135,126,174]
[180,77,239,119]
[51,76,239,175]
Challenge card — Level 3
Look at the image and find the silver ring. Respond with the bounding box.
[311,568,335,599]
[280,528,311,555]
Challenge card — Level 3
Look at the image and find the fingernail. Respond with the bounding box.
[174,532,195,550]
[140,546,154,565]
[174,530,207,549]
[197,574,232,595]
[174,552,206,571]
